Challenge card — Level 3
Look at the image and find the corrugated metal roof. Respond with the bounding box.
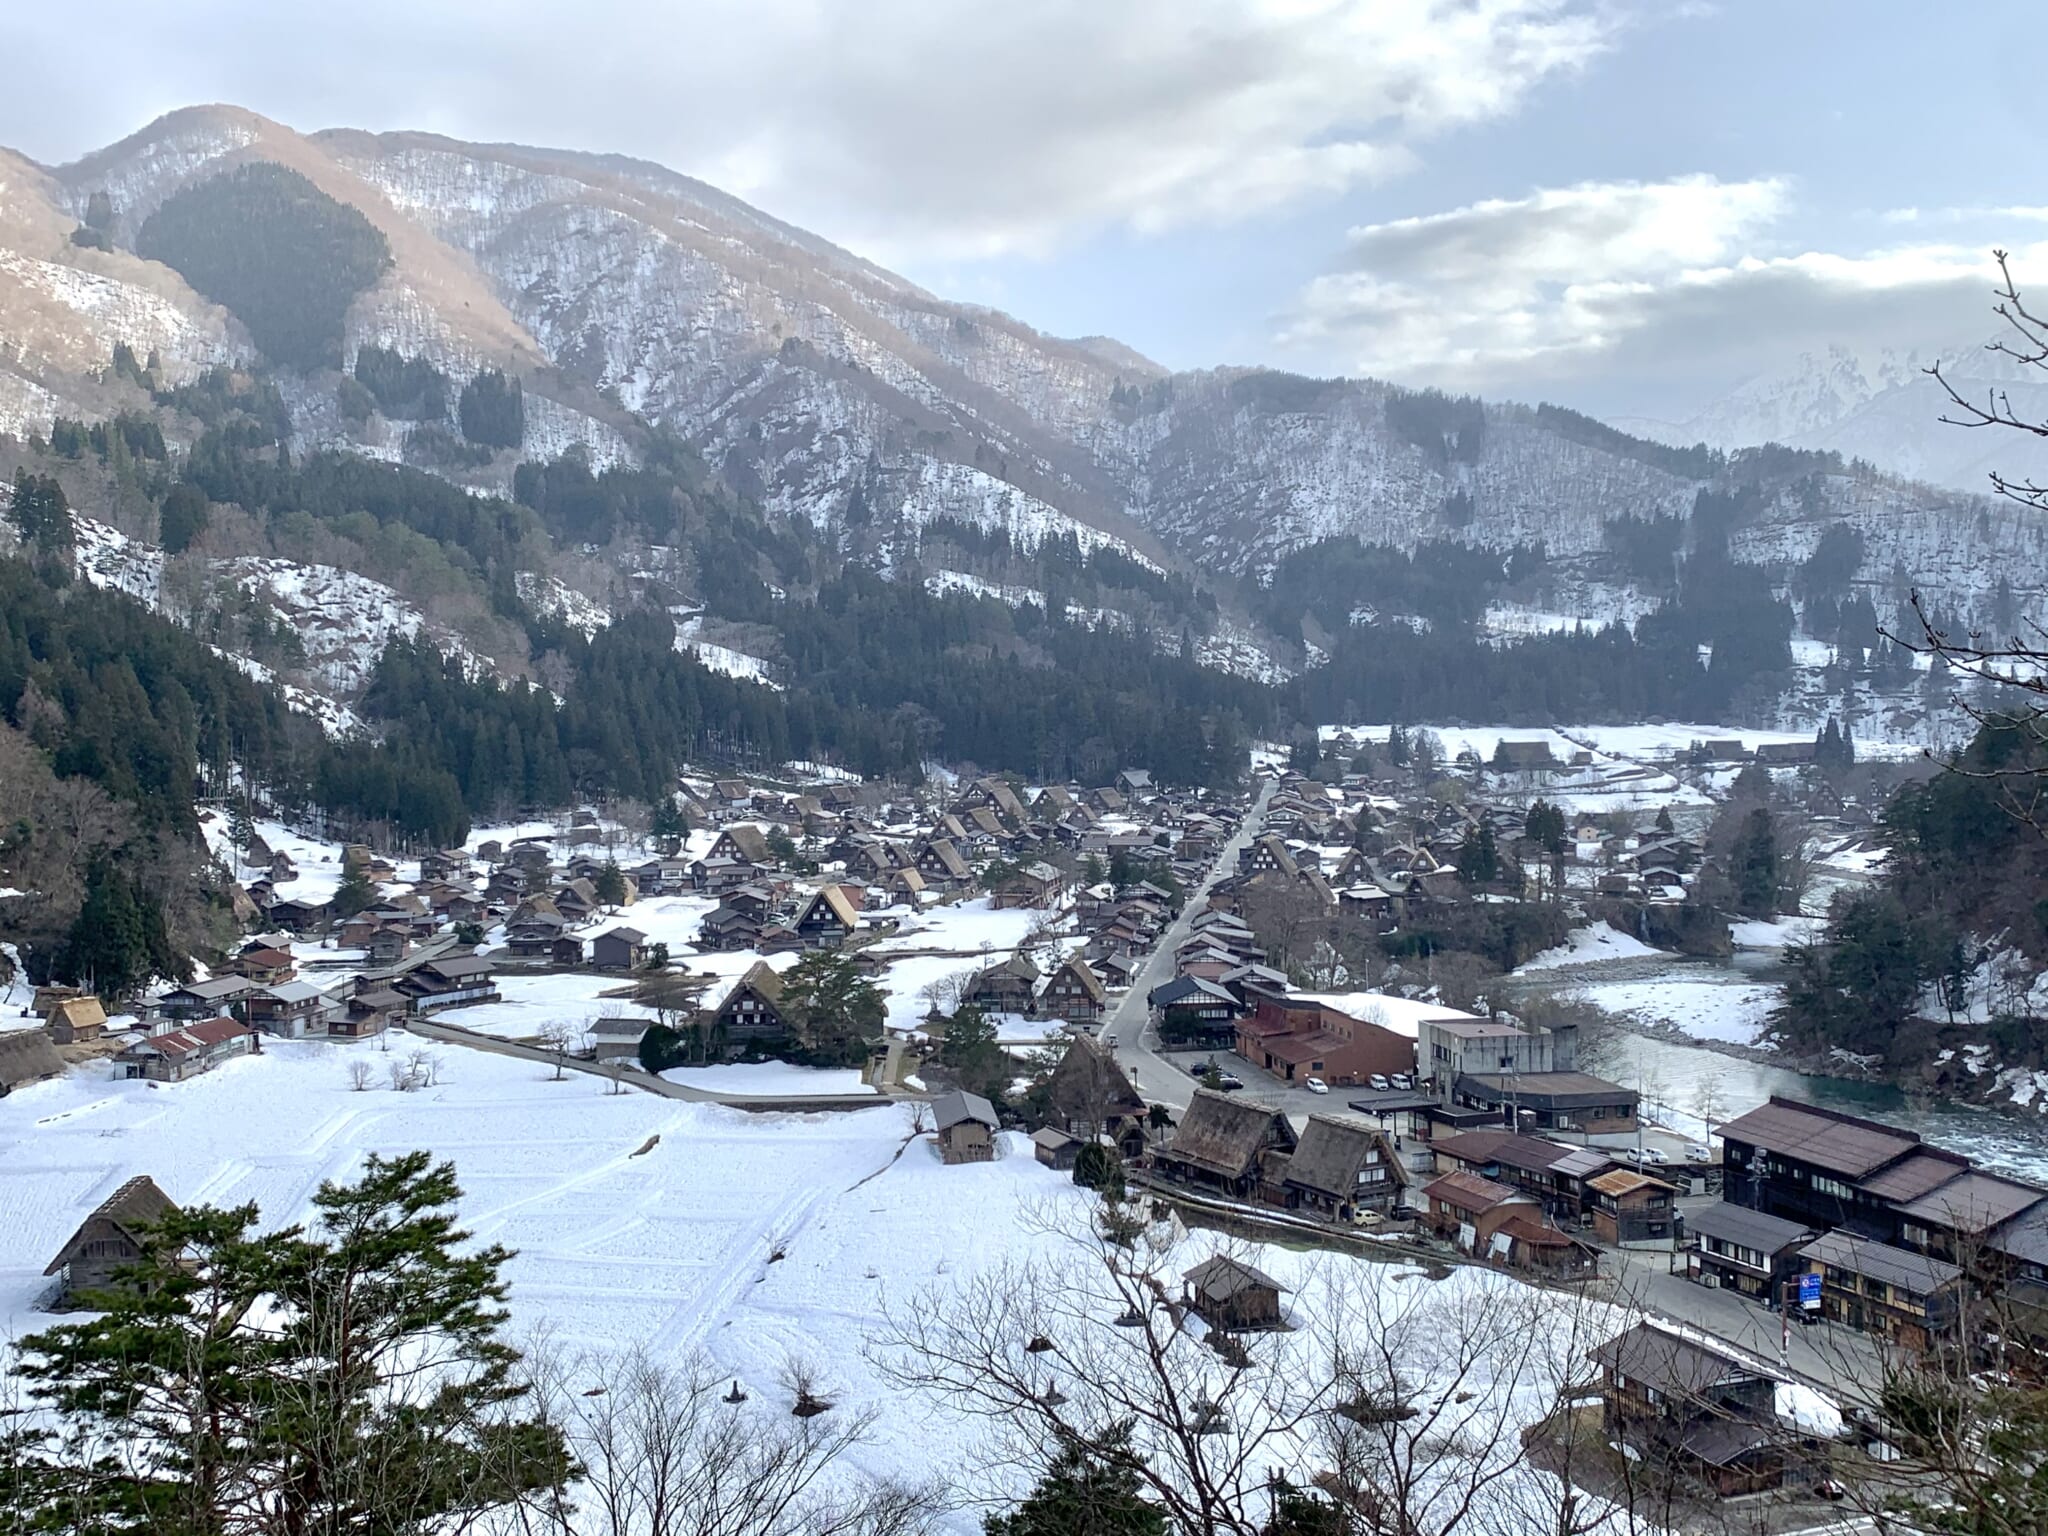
[1717,1097,1918,1179]
[1896,1171,2045,1236]
[1800,1230,1962,1294]
[1687,1202,1814,1253]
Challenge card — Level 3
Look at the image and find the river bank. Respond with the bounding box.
[1502,947,2048,1183]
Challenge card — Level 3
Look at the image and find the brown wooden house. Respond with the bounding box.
[1182,1255,1286,1330]
[43,1175,180,1307]
[1153,1090,1298,1200]
[1591,1322,1786,1497]
[1038,956,1107,1025]
[933,1090,1000,1165]
[45,995,109,1045]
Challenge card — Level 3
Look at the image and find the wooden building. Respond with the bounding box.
[1591,1322,1786,1497]
[1182,1255,1286,1331]
[933,1090,1000,1165]
[116,1017,254,1082]
[1798,1230,1965,1350]
[45,995,109,1045]
[0,1030,66,1096]
[1152,1090,1297,1201]
[42,1176,180,1307]
[1281,1115,1404,1221]
[1685,1202,1815,1301]
[1588,1168,1679,1249]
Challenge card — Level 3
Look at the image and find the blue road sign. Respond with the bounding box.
[1798,1272,1822,1309]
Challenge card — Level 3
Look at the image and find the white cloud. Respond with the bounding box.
[1,0,1613,262]
[1281,176,2026,391]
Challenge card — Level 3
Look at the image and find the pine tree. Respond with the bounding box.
[1654,805,1674,834]
[332,861,377,920]
[940,1005,1006,1102]
[985,1426,1166,1535]
[13,1154,571,1532]
[594,859,627,910]
[1730,807,1780,917]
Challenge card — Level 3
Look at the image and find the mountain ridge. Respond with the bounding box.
[4,103,2040,650]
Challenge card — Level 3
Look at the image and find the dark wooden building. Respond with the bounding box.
[1153,1090,1298,1200]
[1591,1322,1786,1497]
[43,1175,180,1308]
[1182,1255,1286,1330]
[933,1090,1000,1165]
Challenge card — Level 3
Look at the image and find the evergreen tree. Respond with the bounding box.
[55,857,187,1000]
[778,951,885,1067]
[1654,805,1674,834]
[7,471,74,556]
[157,482,210,555]
[638,1021,690,1073]
[332,861,377,920]
[1386,725,1410,767]
[1730,807,1780,917]
[940,1005,1006,1102]
[1070,1142,1125,1198]
[985,1425,1166,1536]
[1454,819,1501,885]
[651,794,689,852]
[594,859,627,909]
[458,369,525,449]
[12,1153,572,1533]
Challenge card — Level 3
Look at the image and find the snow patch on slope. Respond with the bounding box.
[515,572,611,637]
[674,615,781,689]
[898,459,1160,570]
[223,558,485,695]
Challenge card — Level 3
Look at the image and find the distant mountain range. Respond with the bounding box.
[4,103,2045,678]
[1611,339,2048,496]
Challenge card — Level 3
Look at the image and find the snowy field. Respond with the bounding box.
[1519,925,1663,971]
[659,1061,875,1096]
[428,972,657,1043]
[1569,977,1780,1047]
[0,1038,1670,1527]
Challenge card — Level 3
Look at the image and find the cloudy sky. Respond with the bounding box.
[2,0,2040,420]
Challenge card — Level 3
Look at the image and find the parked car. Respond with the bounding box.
[1218,1076,1247,1092]
[1304,1077,1330,1094]
[1366,1073,1390,1091]
[1685,1144,1713,1164]
[1390,1073,1413,1090]
[1101,1033,1118,1049]
[1633,1146,1670,1165]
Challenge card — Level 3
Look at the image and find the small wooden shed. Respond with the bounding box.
[933,1089,1000,1165]
[1182,1255,1287,1331]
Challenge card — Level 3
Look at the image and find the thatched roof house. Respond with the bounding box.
[1154,1089,1297,1198]
[0,1030,66,1095]
[44,1175,179,1304]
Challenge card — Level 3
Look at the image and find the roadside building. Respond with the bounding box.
[1590,1322,1787,1498]
[932,1090,1000,1165]
[1798,1230,1965,1350]
[1684,1202,1816,1302]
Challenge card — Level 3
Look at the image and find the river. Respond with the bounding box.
[1506,952,2048,1183]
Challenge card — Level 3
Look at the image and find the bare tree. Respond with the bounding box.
[876,1197,1328,1533]
[521,1340,941,1536]
[1898,251,2048,816]
[345,1059,374,1092]
[538,1021,575,1081]
[874,1194,1626,1536]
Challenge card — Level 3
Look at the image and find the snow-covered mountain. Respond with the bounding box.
[5,105,2042,638]
[1615,339,2048,497]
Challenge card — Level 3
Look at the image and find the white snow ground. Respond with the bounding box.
[0,1039,1711,1530]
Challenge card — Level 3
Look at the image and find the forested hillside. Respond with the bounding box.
[1775,719,2048,1065]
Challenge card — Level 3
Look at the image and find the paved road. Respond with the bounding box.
[1108,778,1276,1112]
[404,1017,902,1111]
